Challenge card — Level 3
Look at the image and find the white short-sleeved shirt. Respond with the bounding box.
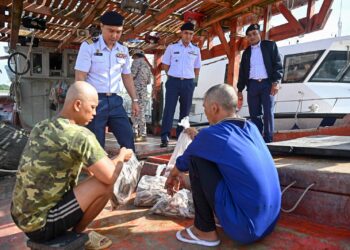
[162,40,201,79]
[74,35,131,93]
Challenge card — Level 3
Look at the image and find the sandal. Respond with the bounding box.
[85,231,112,250]
[176,227,220,247]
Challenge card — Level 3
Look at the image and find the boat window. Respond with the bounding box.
[282,50,323,83]
[49,53,62,76]
[340,67,350,82]
[311,51,350,82]
[31,53,42,74]
[67,54,77,77]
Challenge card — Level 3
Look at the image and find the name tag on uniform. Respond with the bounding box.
[174,51,180,54]
[94,49,103,56]
[188,51,197,55]
[116,53,127,59]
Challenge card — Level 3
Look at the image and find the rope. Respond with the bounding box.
[0,169,18,173]
[281,181,315,213]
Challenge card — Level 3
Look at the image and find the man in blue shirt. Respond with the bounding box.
[165,84,281,246]
[160,22,201,147]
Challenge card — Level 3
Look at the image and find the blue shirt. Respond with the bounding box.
[162,40,201,79]
[176,119,281,243]
[74,35,131,93]
[249,41,268,80]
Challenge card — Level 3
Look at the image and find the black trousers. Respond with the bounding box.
[189,156,223,232]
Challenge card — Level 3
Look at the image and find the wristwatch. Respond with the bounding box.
[132,99,139,102]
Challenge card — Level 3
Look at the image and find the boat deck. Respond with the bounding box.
[1,135,350,249]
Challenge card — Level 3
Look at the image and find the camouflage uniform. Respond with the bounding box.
[11,117,106,233]
[131,57,152,137]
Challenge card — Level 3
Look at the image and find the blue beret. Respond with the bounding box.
[100,11,124,26]
[246,23,260,35]
[181,22,195,31]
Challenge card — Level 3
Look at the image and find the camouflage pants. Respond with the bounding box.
[132,84,148,136]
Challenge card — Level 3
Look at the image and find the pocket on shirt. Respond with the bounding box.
[91,56,106,73]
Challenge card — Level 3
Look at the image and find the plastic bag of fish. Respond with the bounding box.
[134,175,169,207]
[150,189,195,218]
[111,153,144,207]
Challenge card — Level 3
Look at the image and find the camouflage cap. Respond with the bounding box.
[132,49,145,57]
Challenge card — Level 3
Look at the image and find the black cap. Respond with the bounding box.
[100,11,124,26]
[180,22,195,31]
[246,23,260,35]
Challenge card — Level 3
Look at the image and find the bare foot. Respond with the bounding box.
[180,225,219,242]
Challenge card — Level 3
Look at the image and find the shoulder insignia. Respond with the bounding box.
[191,42,198,47]
[118,41,124,46]
[84,37,98,44]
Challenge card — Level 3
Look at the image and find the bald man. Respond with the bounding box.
[11,81,132,248]
[166,84,281,246]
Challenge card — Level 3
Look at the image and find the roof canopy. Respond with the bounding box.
[0,0,333,59]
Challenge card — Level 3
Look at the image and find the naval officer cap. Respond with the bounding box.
[180,22,195,31]
[100,11,124,26]
[246,23,260,35]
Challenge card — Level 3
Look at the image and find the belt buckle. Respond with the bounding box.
[257,79,262,82]
[106,92,112,96]
[180,77,184,80]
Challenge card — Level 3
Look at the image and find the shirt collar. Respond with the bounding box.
[99,35,118,51]
[251,40,261,49]
[179,39,193,48]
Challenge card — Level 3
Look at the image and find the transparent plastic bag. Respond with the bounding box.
[165,117,192,176]
[111,153,144,207]
[134,164,168,207]
[150,189,195,218]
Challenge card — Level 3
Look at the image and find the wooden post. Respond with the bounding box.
[9,0,23,50]
[151,51,163,129]
[262,4,272,40]
[227,18,241,88]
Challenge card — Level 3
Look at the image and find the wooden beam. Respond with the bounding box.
[9,0,23,50]
[277,3,305,33]
[123,0,193,40]
[312,0,333,30]
[212,22,231,57]
[58,0,109,50]
[201,0,262,28]
[202,0,232,8]
[306,0,315,32]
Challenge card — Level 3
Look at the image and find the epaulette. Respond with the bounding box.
[84,37,98,45]
[191,42,198,47]
[118,41,124,45]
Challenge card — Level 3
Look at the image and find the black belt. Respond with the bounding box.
[169,76,193,81]
[250,78,268,82]
[98,93,117,97]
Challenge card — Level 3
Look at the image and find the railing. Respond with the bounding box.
[120,93,350,123]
